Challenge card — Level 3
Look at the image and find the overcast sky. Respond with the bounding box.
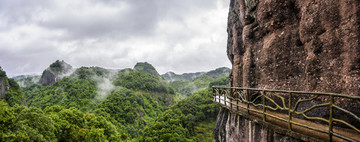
[0,0,231,77]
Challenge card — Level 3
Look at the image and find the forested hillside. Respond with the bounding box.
[12,75,40,88]
[0,61,229,141]
[0,68,26,107]
[167,67,230,98]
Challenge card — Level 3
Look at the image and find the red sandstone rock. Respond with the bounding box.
[215,0,360,141]
[227,0,360,96]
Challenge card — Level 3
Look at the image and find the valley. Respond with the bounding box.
[0,60,230,141]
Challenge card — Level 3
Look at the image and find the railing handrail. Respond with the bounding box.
[212,86,360,142]
[212,86,360,99]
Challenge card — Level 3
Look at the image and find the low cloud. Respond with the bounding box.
[96,77,115,100]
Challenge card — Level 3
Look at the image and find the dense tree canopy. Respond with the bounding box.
[133,62,161,79]
[2,76,25,107]
[141,89,219,141]
[0,101,127,142]
[93,87,166,138]
[209,76,229,87]
[1,64,228,141]
[24,77,98,111]
[114,72,175,94]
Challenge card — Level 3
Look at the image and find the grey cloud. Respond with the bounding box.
[38,0,160,40]
[38,0,220,40]
[155,45,229,74]
[0,0,52,27]
[0,0,231,77]
[157,0,217,14]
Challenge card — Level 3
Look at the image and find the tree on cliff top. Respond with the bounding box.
[133,62,161,79]
[39,60,73,86]
[49,60,72,73]
[0,69,6,78]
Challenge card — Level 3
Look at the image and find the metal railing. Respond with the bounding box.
[212,86,360,141]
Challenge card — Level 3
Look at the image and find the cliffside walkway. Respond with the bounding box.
[212,86,360,141]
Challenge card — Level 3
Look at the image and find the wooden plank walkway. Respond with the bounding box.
[213,95,360,142]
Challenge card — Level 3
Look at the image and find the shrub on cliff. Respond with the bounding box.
[49,60,62,68]
[0,70,6,78]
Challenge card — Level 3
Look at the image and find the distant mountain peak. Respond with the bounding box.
[161,67,230,82]
[164,71,175,75]
[205,67,231,79]
[49,60,72,72]
[133,62,161,79]
[162,71,205,82]
[39,60,73,86]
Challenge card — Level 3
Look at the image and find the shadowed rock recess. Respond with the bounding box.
[214,0,360,141]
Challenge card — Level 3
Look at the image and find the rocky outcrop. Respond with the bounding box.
[39,60,73,86]
[0,80,9,99]
[227,0,360,95]
[0,67,10,99]
[39,70,57,86]
[215,0,360,141]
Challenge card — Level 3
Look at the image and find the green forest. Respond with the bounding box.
[0,61,229,142]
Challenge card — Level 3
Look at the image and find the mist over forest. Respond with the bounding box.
[0,61,230,141]
[0,0,231,141]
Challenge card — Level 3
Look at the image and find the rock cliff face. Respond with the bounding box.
[0,79,9,99]
[0,67,10,99]
[215,0,360,141]
[227,0,360,95]
[39,60,73,86]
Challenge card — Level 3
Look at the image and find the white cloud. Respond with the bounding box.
[0,0,231,77]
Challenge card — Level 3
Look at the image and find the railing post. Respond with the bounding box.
[246,89,250,114]
[288,92,292,131]
[230,88,233,109]
[213,87,216,102]
[211,87,360,141]
[224,89,227,107]
[329,95,334,141]
[219,89,221,103]
[236,89,239,111]
[262,91,266,122]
